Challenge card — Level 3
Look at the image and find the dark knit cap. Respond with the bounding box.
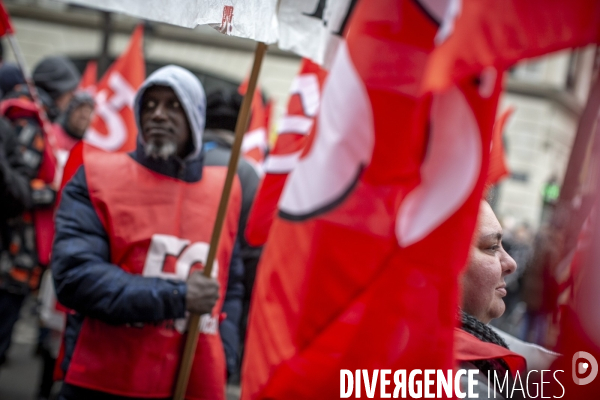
[205,88,243,132]
[58,91,96,139]
[32,56,80,100]
[60,91,95,123]
[0,63,25,95]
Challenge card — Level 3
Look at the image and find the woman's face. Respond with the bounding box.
[461,202,517,324]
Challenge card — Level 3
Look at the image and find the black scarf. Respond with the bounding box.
[460,311,508,348]
[460,311,518,398]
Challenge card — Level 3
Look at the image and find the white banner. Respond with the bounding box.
[60,0,279,44]
[277,0,356,67]
[59,0,361,66]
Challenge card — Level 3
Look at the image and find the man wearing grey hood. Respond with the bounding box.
[52,66,243,400]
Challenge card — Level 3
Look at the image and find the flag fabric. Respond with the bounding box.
[78,60,97,94]
[238,80,269,170]
[416,2,600,398]
[0,1,14,37]
[549,208,600,398]
[486,107,513,186]
[57,0,278,44]
[422,0,600,92]
[84,25,145,152]
[245,59,327,246]
[241,0,503,398]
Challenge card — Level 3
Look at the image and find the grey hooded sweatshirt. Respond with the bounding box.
[132,65,206,182]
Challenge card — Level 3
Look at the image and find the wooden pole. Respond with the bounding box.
[173,41,268,400]
[558,74,600,205]
[98,11,113,80]
[6,34,58,158]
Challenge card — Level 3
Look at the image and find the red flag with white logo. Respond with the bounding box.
[245,59,327,246]
[84,25,145,152]
[238,80,270,171]
[241,0,503,397]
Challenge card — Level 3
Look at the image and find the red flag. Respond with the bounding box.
[239,80,269,169]
[418,2,600,398]
[84,25,145,152]
[423,0,600,92]
[0,1,14,37]
[549,208,600,398]
[60,141,84,190]
[486,107,513,186]
[245,59,327,246]
[78,60,97,94]
[241,0,502,397]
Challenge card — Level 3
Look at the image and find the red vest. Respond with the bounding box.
[65,146,241,399]
[454,328,526,375]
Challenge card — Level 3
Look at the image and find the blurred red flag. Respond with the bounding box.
[486,107,513,186]
[239,80,269,170]
[418,2,600,398]
[245,59,327,246]
[78,60,97,94]
[422,0,600,92]
[84,25,145,152]
[0,1,14,37]
[241,0,503,397]
[550,208,600,398]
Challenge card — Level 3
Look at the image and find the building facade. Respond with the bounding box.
[497,46,596,228]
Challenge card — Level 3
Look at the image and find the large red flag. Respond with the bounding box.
[241,0,502,397]
[245,59,327,246]
[419,2,600,398]
[84,25,145,152]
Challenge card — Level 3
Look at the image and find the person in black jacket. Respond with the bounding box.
[0,60,79,371]
[52,65,242,400]
[203,88,263,381]
[0,116,36,368]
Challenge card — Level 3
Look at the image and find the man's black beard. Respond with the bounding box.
[144,138,177,160]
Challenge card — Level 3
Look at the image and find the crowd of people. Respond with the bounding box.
[0,43,558,400]
[0,45,266,398]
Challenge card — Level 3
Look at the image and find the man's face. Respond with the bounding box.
[67,103,94,139]
[55,91,75,113]
[140,86,191,160]
[461,201,517,324]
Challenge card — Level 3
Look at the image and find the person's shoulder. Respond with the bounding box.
[63,165,88,194]
[0,115,16,141]
[203,145,258,178]
[0,115,14,131]
[236,157,259,180]
[203,144,230,166]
